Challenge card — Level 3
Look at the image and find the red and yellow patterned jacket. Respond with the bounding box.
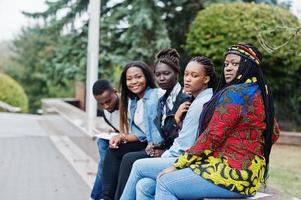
[174,80,280,195]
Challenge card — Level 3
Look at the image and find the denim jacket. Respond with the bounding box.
[161,88,213,157]
[129,87,164,144]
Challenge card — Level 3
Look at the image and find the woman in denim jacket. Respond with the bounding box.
[101,61,163,200]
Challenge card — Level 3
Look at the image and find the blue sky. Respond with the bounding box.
[0,0,300,41]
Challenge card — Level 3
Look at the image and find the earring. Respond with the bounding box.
[237,75,242,79]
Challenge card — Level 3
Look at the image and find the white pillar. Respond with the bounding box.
[85,0,101,136]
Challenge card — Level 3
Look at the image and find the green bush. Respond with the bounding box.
[0,73,28,112]
[186,3,301,131]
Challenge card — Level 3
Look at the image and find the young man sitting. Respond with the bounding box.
[91,79,120,200]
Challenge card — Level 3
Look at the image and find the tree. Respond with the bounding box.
[12,27,74,112]
[22,0,287,81]
[185,3,301,130]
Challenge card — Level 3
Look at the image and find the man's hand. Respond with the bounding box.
[157,166,177,179]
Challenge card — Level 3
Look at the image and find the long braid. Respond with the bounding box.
[257,68,275,182]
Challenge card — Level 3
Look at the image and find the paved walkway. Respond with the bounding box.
[0,113,99,200]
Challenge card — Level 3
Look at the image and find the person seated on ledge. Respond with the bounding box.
[91,79,120,200]
[155,43,280,200]
[101,61,164,200]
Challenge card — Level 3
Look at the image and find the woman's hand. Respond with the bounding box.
[145,144,165,157]
[174,101,191,124]
[151,148,166,157]
[109,135,122,149]
[145,143,155,155]
[151,143,166,157]
[157,166,177,179]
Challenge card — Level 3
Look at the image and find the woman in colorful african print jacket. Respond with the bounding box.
[155,43,280,200]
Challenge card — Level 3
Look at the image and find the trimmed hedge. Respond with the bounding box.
[0,73,28,112]
[185,3,301,130]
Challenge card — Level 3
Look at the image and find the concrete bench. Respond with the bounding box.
[277,131,301,146]
[204,186,294,200]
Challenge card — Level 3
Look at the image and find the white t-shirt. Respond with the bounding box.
[104,109,119,131]
[130,88,164,134]
[133,98,146,133]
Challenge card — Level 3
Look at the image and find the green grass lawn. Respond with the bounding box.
[269,144,301,199]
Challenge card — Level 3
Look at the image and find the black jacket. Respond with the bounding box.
[153,90,191,149]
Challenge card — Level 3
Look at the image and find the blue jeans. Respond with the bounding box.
[91,139,109,200]
[120,157,176,200]
[136,178,156,200]
[155,168,247,200]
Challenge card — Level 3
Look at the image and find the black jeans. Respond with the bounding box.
[114,150,150,200]
[102,141,147,200]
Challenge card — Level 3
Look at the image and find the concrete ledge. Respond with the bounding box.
[0,101,21,113]
[204,186,294,200]
[42,98,111,137]
[277,131,301,146]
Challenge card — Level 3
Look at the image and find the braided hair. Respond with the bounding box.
[154,48,180,74]
[190,56,217,89]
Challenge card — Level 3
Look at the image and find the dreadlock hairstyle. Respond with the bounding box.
[119,61,157,134]
[200,43,275,182]
[154,48,180,74]
[190,56,217,90]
